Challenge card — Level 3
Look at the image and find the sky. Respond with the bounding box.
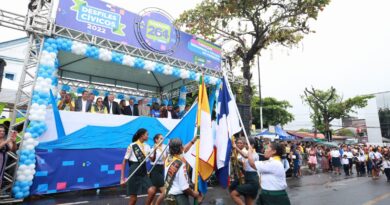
[1,0,389,130]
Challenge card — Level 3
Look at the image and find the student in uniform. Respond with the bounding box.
[164,138,202,205]
[331,147,341,175]
[341,154,350,176]
[149,134,167,205]
[230,138,260,205]
[248,142,291,205]
[120,128,156,205]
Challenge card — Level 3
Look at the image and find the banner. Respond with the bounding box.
[56,0,221,71]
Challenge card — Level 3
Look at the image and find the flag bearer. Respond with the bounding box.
[164,138,202,205]
[230,138,260,205]
[248,142,291,205]
[120,128,156,205]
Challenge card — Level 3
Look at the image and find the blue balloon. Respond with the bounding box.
[134,58,145,69]
[23,191,30,197]
[189,71,197,80]
[172,68,181,77]
[12,186,21,194]
[19,155,27,163]
[28,181,33,186]
[46,38,55,44]
[28,154,35,160]
[21,181,29,187]
[154,63,164,73]
[204,76,211,84]
[15,191,23,199]
[39,92,49,99]
[31,132,39,138]
[24,159,32,165]
[22,186,30,192]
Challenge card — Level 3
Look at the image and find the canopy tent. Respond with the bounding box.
[58,51,187,97]
[255,125,296,141]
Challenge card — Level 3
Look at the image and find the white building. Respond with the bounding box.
[0,37,28,116]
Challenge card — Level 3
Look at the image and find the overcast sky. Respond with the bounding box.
[1,0,389,129]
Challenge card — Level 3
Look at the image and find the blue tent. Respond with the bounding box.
[256,125,296,140]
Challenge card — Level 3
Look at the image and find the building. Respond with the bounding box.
[0,37,29,115]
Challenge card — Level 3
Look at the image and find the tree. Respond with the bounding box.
[302,87,373,141]
[252,96,294,129]
[335,128,355,137]
[176,0,330,130]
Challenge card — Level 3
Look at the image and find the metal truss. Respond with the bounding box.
[0,34,44,202]
[25,0,54,36]
[52,26,223,78]
[0,9,26,31]
[58,77,159,98]
[1,0,53,202]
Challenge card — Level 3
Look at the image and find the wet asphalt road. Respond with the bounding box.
[17,172,390,205]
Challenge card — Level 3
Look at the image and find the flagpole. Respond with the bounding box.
[222,73,251,146]
[124,101,198,184]
[194,75,204,205]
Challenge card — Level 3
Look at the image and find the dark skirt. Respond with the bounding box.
[174,194,190,205]
[332,157,341,168]
[230,171,259,199]
[257,189,291,205]
[150,164,164,188]
[127,162,152,195]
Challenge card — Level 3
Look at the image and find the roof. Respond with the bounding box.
[0,37,28,49]
[287,131,348,140]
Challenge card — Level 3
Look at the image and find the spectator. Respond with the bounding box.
[119,100,126,114]
[0,125,17,187]
[75,91,92,112]
[104,94,121,115]
[138,99,150,116]
[88,92,95,103]
[58,93,75,111]
[151,103,161,118]
[160,104,167,118]
[383,148,390,182]
[171,106,180,119]
[59,89,67,101]
[124,99,138,116]
[91,97,108,114]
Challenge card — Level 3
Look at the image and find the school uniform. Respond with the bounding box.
[346,151,354,174]
[341,156,350,176]
[124,140,152,195]
[382,153,390,182]
[357,152,366,176]
[255,156,291,205]
[230,152,260,199]
[150,145,167,188]
[331,150,341,168]
[164,156,190,205]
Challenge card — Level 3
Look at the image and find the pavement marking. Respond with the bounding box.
[57,201,89,205]
[362,192,390,205]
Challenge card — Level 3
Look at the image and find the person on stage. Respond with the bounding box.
[120,128,156,205]
[149,134,167,205]
[164,138,202,205]
[230,138,260,205]
[248,142,291,205]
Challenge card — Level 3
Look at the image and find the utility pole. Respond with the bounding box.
[257,54,263,130]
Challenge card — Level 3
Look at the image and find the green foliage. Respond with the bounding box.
[335,128,355,137]
[302,87,374,135]
[177,0,330,129]
[252,96,294,128]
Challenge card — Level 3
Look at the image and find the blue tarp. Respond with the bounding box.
[256,125,296,140]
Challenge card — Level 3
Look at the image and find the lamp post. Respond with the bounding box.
[257,54,263,130]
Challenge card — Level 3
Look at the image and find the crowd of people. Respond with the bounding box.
[253,140,390,182]
[120,129,291,205]
[57,90,188,119]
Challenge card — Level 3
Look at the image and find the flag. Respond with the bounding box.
[215,77,241,188]
[165,103,198,144]
[50,89,66,139]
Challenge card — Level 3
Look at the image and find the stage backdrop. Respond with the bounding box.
[30,110,180,195]
[56,0,221,71]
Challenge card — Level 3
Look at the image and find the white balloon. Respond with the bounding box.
[180,70,189,79]
[71,42,87,55]
[33,140,39,146]
[163,65,173,75]
[17,174,27,181]
[122,55,135,67]
[144,60,156,71]
[28,164,36,170]
[24,133,32,139]
[23,169,31,176]
[26,174,34,181]
[26,144,34,150]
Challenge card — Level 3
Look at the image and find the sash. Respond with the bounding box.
[132,143,146,162]
[164,158,183,196]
